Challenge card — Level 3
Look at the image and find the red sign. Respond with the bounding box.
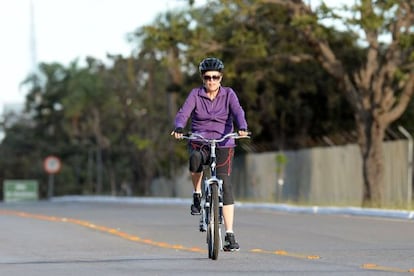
[43,156,62,174]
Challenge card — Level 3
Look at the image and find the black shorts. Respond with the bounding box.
[189,142,235,205]
[188,142,234,175]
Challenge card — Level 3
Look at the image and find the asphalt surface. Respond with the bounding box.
[1,196,414,275]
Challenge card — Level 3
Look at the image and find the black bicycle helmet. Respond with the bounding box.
[198,57,224,74]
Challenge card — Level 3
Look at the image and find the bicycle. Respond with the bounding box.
[180,132,250,260]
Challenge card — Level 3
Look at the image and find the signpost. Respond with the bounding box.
[43,155,62,199]
[3,180,39,202]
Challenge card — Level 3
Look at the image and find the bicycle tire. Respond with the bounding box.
[208,182,220,260]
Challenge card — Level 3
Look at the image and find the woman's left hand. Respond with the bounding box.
[238,130,249,137]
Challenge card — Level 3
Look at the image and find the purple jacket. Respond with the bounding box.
[174,86,248,147]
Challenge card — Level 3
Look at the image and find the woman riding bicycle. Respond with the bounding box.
[171,57,249,252]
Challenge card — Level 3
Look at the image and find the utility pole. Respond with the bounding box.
[30,0,37,72]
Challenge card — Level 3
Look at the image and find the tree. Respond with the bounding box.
[213,0,358,149]
[20,55,174,196]
[131,0,359,151]
[263,0,414,206]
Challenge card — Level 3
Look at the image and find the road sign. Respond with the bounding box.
[43,155,61,174]
[3,180,39,202]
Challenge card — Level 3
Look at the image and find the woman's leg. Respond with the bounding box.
[189,145,207,215]
[216,147,239,251]
[222,204,234,232]
[191,172,203,193]
[216,147,236,232]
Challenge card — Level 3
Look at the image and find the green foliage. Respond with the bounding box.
[275,153,288,175]
[399,34,414,50]
[128,135,152,150]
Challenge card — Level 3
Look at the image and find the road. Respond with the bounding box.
[1,199,414,275]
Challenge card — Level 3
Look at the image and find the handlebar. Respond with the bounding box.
[180,132,251,143]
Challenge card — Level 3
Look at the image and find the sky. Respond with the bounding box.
[0,0,193,115]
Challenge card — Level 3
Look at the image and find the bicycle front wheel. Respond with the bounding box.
[207,182,220,260]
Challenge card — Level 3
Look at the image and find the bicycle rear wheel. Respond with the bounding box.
[207,182,220,260]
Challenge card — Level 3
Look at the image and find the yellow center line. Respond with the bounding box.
[362,263,414,273]
[250,248,320,260]
[0,209,205,253]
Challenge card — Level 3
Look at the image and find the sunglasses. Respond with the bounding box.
[203,75,221,81]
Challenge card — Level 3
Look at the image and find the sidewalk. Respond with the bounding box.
[51,195,414,220]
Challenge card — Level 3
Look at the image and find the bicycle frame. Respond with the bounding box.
[180,132,250,260]
[202,134,224,224]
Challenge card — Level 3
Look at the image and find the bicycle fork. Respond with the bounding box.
[199,177,224,232]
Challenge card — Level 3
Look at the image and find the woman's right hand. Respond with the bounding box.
[170,127,183,139]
